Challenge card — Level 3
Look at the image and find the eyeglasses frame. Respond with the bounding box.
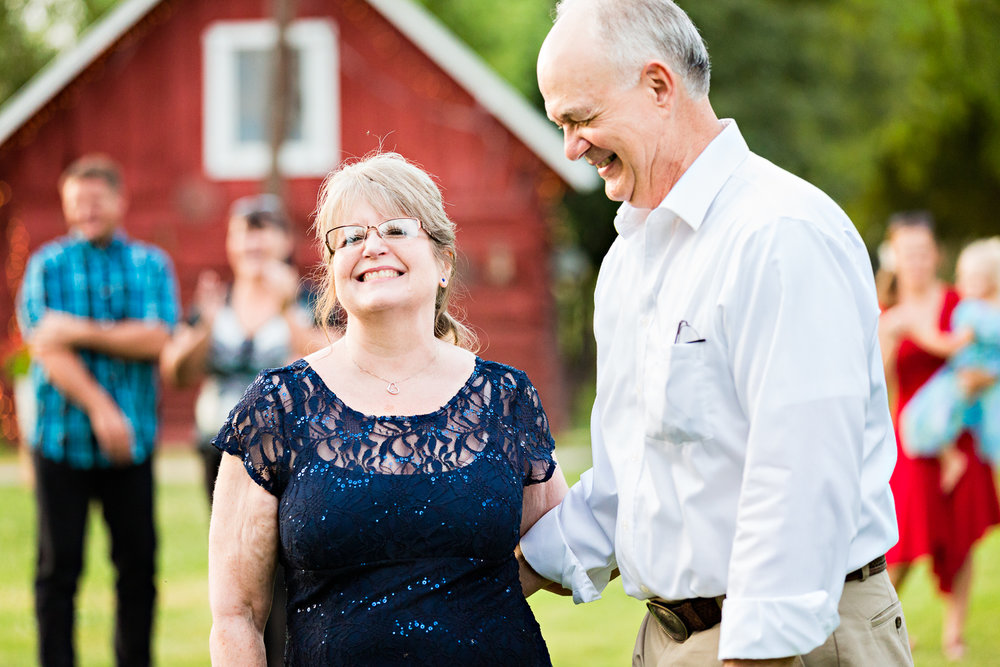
[324,217,426,256]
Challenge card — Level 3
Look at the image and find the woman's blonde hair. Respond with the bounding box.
[312,152,477,350]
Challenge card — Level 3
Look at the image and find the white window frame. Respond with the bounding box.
[202,19,338,180]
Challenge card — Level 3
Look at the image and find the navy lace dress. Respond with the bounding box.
[213,357,557,666]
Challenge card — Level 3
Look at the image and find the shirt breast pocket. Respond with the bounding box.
[646,342,714,445]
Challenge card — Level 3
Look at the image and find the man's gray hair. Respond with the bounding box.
[555,0,710,98]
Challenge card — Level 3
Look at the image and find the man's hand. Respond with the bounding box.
[87,394,134,465]
[957,367,996,398]
[515,545,572,597]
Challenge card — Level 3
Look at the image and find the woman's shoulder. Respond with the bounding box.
[475,357,531,388]
[473,358,550,410]
[241,359,312,406]
[250,358,310,385]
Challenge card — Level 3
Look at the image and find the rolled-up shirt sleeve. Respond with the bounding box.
[16,252,50,335]
[519,401,619,604]
[144,249,180,329]
[718,217,872,659]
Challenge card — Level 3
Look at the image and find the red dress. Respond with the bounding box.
[887,288,1000,592]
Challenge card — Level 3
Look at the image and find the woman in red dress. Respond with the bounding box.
[878,211,1000,660]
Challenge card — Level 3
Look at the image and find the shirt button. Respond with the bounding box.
[640,584,651,595]
[640,315,651,328]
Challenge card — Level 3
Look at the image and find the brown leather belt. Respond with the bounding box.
[845,554,887,582]
[645,595,723,643]
[646,555,887,643]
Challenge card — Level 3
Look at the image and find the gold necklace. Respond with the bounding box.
[350,349,439,395]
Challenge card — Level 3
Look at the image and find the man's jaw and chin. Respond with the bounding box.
[75,224,118,246]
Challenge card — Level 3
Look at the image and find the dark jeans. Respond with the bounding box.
[33,452,156,667]
[201,443,286,666]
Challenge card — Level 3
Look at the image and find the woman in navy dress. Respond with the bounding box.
[207,152,568,665]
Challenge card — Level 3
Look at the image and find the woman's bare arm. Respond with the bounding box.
[877,307,904,381]
[208,455,280,666]
[909,326,974,359]
[517,461,570,597]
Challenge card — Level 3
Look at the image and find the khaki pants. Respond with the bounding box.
[633,570,913,666]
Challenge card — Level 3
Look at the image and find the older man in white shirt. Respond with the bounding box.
[517,1,913,665]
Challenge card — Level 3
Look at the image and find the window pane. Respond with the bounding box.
[235,47,303,143]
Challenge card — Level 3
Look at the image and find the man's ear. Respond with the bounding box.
[641,60,678,109]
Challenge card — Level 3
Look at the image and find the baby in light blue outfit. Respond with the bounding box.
[901,238,1000,473]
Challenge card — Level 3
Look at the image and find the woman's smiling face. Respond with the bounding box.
[331,199,446,320]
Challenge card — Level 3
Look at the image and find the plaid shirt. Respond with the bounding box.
[17,231,179,468]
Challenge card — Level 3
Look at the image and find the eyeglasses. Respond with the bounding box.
[324,217,424,254]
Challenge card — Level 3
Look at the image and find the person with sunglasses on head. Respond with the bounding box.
[161,193,325,665]
[206,152,569,666]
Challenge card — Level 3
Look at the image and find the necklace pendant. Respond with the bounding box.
[386,382,400,395]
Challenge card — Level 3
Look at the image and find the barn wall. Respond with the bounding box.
[0,0,569,447]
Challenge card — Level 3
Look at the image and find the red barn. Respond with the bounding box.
[0,0,596,444]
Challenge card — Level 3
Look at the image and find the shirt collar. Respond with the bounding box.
[69,228,128,250]
[613,119,750,237]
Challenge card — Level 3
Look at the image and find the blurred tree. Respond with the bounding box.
[687,0,908,237]
[4,0,998,246]
[3,0,998,383]
[413,0,556,106]
[0,1,54,103]
[0,0,119,104]
[856,0,1000,248]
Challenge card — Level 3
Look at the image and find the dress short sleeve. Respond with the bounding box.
[510,370,557,486]
[212,368,292,495]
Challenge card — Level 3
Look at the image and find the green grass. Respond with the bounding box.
[1,446,999,666]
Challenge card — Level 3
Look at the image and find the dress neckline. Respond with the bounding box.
[295,356,484,421]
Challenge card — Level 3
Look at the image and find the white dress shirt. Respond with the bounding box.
[520,120,899,660]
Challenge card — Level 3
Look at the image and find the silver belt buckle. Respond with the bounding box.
[646,599,690,643]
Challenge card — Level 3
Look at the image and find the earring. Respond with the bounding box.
[440,277,448,287]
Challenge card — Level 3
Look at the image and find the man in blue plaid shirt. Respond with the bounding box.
[17,154,178,667]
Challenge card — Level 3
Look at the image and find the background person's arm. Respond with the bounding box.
[208,454,279,666]
[160,322,212,387]
[161,268,228,387]
[877,306,905,384]
[908,325,973,359]
[31,311,169,360]
[29,343,133,463]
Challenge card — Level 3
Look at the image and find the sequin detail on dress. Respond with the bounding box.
[213,357,556,665]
